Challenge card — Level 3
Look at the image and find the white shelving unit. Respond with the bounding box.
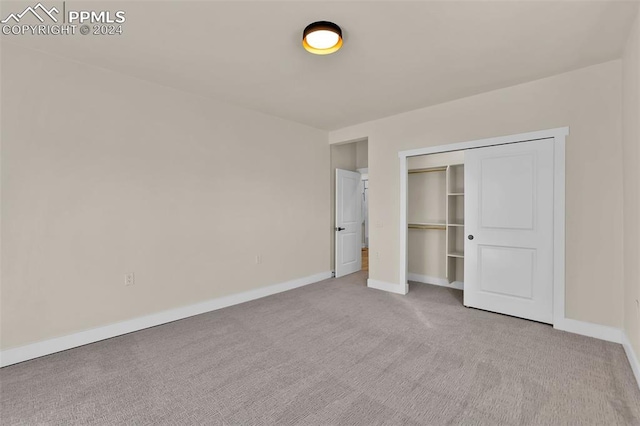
[446,164,465,285]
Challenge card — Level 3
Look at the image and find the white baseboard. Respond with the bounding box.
[367,279,407,295]
[622,332,640,390]
[553,318,623,344]
[0,271,332,368]
[407,273,464,290]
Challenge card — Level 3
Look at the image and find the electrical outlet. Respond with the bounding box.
[125,272,134,286]
[256,254,262,265]
[376,251,380,260]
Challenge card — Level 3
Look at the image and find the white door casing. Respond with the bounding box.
[336,169,362,278]
[464,139,555,323]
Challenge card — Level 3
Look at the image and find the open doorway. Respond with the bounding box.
[359,168,369,271]
[330,139,368,278]
[406,150,465,294]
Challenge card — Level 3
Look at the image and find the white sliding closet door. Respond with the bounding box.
[464,139,554,324]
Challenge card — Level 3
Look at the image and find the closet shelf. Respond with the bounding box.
[447,251,465,258]
[409,220,446,226]
[409,222,446,230]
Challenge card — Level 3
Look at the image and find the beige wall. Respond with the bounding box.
[329,143,358,271]
[356,140,368,170]
[330,60,624,328]
[0,43,330,350]
[622,10,640,358]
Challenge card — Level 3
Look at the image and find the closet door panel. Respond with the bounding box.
[464,139,554,324]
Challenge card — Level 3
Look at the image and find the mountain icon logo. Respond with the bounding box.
[1,3,59,24]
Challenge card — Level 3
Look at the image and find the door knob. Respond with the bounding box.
[468,235,474,240]
[336,227,345,231]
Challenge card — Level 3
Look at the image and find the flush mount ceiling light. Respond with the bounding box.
[302,21,343,55]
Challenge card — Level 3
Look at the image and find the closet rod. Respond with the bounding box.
[408,166,447,174]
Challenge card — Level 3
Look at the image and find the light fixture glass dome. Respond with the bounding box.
[303,21,343,55]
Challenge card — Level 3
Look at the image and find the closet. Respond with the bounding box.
[401,130,565,324]
[407,152,465,288]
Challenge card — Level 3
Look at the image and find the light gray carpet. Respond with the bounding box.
[1,271,639,425]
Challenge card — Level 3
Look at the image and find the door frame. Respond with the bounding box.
[398,127,568,327]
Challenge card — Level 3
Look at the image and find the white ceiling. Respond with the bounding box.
[3,1,639,130]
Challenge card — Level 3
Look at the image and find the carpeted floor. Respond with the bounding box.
[1,271,639,425]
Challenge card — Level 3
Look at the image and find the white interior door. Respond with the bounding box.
[336,169,362,278]
[464,139,554,323]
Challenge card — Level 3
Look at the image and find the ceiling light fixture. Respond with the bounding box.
[302,21,343,55]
